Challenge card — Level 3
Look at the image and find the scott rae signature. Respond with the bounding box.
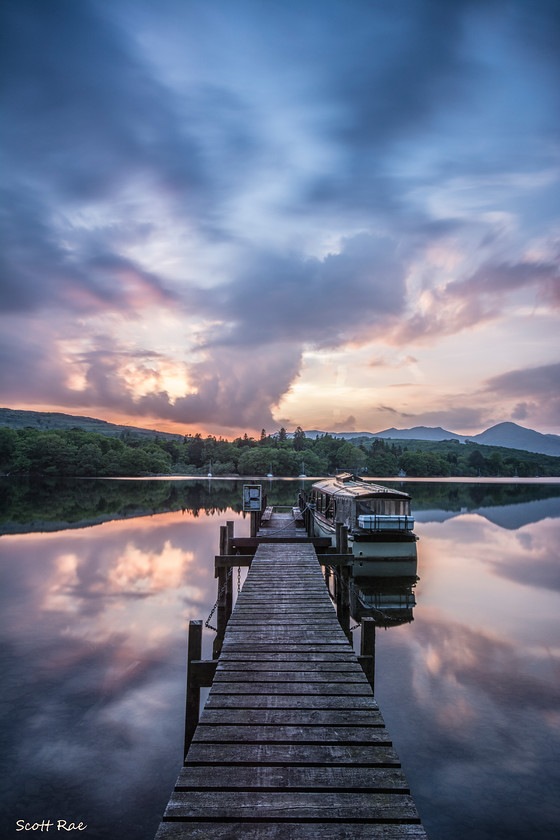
[16,821,87,832]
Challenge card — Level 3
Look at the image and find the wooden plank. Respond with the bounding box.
[198,709,384,726]
[175,765,409,791]
[212,670,369,683]
[155,824,428,840]
[208,683,373,696]
[221,631,351,642]
[163,791,420,821]
[218,651,358,662]
[191,725,392,744]
[216,661,362,672]
[224,615,341,624]
[220,644,358,652]
[184,742,401,766]
[230,536,332,547]
[205,695,380,710]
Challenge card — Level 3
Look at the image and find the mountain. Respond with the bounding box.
[371,425,464,442]
[303,421,560,456]
[469,422,560,456]
[298,430,376,440]
[0,408,184,442]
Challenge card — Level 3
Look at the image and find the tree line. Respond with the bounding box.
[0,425,558,477]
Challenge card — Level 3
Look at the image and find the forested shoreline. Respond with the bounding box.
[1,425,559,478]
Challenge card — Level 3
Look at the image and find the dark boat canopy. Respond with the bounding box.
[312,473,410,501]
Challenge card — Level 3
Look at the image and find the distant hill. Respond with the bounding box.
[371,425,463,442]
[303,421,560,457]
[0,408,184,442]
[469,422,560,456]
[297,430,376,440]
[2,409,558,457]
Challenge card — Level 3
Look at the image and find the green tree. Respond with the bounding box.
[293,426,306,451]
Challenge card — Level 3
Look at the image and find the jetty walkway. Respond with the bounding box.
[154,510,427,839]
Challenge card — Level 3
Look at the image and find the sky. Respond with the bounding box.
[1,0,559,439]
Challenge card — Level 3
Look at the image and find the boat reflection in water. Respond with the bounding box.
[350,574,418,628]
[324,560,418,694]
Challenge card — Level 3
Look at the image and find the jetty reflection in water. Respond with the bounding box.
[0,478,559,840]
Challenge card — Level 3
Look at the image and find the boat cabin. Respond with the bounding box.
[310,473,411,531]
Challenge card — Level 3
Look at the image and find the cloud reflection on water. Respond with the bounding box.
[1,490,559,840]
[374,507,560,839]
[0,508,241,839]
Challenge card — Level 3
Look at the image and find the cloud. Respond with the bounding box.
[0,0,258,223]
[483,363,560,427]
[332,415,357,432]
[203,232,409,349]
[484,362,560,397]
[0,184,178,317]
[393,254,560,344]
[1,0,559,434]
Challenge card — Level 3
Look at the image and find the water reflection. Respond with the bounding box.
[0,505,248,840]
[0,479,559,840]
[374,494,560,840]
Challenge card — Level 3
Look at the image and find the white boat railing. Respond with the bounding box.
[357,514,415,531]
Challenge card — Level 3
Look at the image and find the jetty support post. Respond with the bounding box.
[184,620,202,760]
[358,616,375,691]
[337,561,351,640]
[336,522,349,554]
[213,522,234,658]
[307,502,315,537]
[184,620,218,760]
[334,525,350,638]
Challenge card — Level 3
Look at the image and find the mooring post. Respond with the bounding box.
[213,526,229,658]
[184,620,202,760]
[340,523,349,554]
[359,616,376,691]
[250,510,257,537]
[338,562,351,639]
[307,502,315,537]
[225,520,234,621]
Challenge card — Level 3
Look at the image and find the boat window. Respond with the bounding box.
[356,500,381,516]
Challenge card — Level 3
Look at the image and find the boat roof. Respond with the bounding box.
[312,473,410,500]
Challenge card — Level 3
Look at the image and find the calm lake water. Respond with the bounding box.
[1,477,559,840]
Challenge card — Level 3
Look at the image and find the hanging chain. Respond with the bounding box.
[205,566,233,632]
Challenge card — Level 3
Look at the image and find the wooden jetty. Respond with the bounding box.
[154,508,427,839]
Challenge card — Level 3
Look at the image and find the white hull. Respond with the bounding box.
[312,512,418,577]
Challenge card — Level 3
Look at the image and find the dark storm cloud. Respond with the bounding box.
[483,363,560,428]
[0,187,176,314]
[394,253,560,344]
[203,233,408,349]
[0,0,257,212]
[485,363,560,398]
[449,260,560,306]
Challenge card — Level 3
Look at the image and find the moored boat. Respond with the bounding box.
[304,473,418,576]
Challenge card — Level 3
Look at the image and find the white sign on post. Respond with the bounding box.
[243,484,262,511]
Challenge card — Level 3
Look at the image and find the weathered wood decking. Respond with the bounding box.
[155,513,427,839]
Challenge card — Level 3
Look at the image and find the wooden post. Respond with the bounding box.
[184,620,202,760]
[225,521,234,621]
[250,510,258,537]
[219,524,228,557]
[214,525,229,658]
[359,617,376,691]
[340,523,349,554]
[339,563,351,640]
[307,502,315,537]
